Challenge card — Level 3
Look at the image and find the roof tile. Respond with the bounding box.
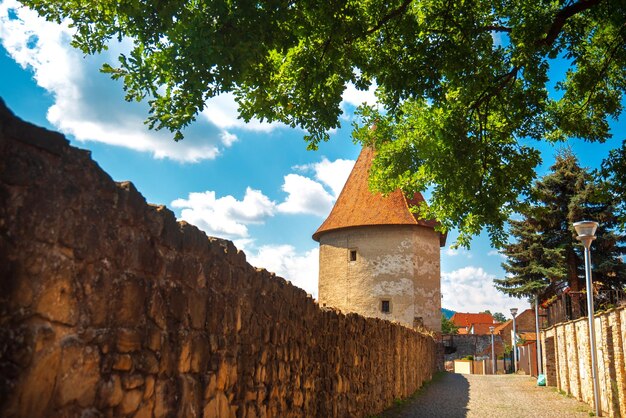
[450,312,495,328]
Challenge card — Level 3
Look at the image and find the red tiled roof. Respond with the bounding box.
[312,147,445,245]
[450,312,495,328]
[519,332,537,341]
[471,322,499,335]
[493,320,512,334]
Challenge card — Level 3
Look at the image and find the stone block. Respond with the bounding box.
[204,373,217,400]
[154,379,173,418]
[5,345,61,417]
[134,397,155,418]
[143,376,155,400]
[55,342,100,407]
[117,328,142,353]
[158,335,176,375]
[168,285,188,325]
[119,389,143,415]
[35,275,78,326]
[113,279,147,327]
[98,374,123,407]
[149,291,167,330]
[204,392,230,418]
[189,292,207,329]
[147,328,162,352]
[178,337,192,373]
[135,350,159,374]
[112,354,133,371]
[179,374,201,418]
[123,374,145,390]
[190,335,209,373]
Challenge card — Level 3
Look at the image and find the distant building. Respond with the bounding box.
[451,312,496,335]
[493,309,536,346]
[313,147,446,331]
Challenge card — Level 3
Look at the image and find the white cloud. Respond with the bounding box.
[488,249,506,258]
[491,31,506,48]
[0,1,280,162]
[220,131,238,147]
[172,188,275,238]
[441,266,529,314]
[303,157,355,198]
[201,92,283,133]
[342,81,378,108]
[245,244,319,298]
[445,247,473,258]
[171,155,352,240]
[232,238,256,252]
[276,174,334,217]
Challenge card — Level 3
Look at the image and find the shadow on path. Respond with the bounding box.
[378,373,593,418]
[379,373,470,418]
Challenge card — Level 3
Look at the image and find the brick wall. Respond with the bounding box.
[0,100,438,417]
[540,306,626,417]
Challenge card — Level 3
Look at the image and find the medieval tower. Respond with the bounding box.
[313,147,446,331]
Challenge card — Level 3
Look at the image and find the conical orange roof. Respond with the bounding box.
[312,147,446,246]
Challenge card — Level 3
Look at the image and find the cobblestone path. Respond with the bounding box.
[379,373,593,418]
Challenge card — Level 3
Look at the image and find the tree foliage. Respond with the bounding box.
[492,312,507,323]
[441,314,458,335]
[495,149,626,300]
[481,309,505,322]
[600,141,626,229]
[20,0,626,245]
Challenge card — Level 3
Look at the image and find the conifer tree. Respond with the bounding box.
[495,150,626,301]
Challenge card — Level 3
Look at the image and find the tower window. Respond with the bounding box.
[349,249,357,262]
[381,300,390,313]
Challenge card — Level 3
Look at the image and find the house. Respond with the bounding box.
[450,312,496,335]
[493,309,536,346]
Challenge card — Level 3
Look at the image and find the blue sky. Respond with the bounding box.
[2,1,623,318]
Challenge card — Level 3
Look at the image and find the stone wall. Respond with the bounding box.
[318,225,441,331]
[443,334,502,362]
[540,306,626,417]
[0,100,438,417]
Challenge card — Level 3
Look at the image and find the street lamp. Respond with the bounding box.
[490,326,496,374]
[510,307,518,373]
[574,220,601,417]
[534,294,543,377]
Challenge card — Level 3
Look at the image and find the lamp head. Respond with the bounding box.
[510,307,518,317]
[574,220,599,249]
[489,326,495,334]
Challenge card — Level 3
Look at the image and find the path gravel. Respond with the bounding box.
[379,373,593,418]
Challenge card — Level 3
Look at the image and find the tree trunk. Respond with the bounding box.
[566,248,582,317]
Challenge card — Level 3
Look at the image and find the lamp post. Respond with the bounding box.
[490,326,496,374]
[510,307,518,373]
[574,220,601,417]
[534,294,543,377]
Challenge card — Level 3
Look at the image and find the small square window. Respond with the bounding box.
[381,300,390,313]
[349,249,357,262]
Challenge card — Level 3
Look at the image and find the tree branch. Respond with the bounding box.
[470,67,519,110]
[541,0,603,47]
[481,25,512,33]
[364,0,413,36]
[471,0,603,110]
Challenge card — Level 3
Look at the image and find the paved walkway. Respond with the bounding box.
[379,373,593,418]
